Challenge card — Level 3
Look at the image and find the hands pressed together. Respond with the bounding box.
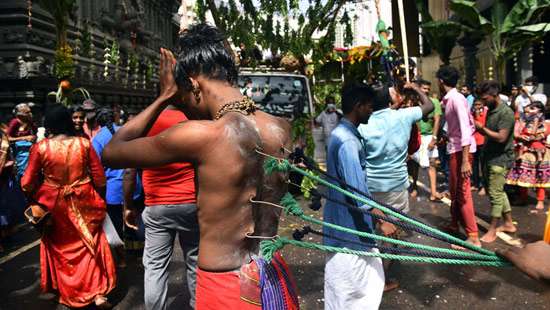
[158,48,179,103]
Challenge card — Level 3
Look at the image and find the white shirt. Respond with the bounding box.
[516,93,548,113]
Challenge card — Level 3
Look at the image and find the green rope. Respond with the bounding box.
[280,193,501,262]
[263,158,496,257]
[260,237,511,267]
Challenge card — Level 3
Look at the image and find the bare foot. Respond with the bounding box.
[451,244,465,250]
[410,189,418,198]
[429,192,443,201]
[478,188,486,196]
[95,296,112,309]
[454,237,482,249]
[536,201,545,210]
[497,223,517,233]
[480,230,498,243]
[384,280,400,292]
[465,236,482,247]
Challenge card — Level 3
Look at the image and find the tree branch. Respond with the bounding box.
[304,0,345,39]
[205,0,224,32]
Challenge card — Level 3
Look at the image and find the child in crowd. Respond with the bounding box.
[472,99,487,195]
[516,101,546,162]
[507,101,550,211]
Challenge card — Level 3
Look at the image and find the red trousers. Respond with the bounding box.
[519,187,546,202]
[449,152,478,237]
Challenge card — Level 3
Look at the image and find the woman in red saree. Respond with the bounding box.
[21,105,116,308]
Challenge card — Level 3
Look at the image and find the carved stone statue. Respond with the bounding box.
[17,56,28,78]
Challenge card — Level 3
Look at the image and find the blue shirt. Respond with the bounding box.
[466,94,475,110]
[92,125,142,205]
[358,107,423,193]
[323,119,375,251]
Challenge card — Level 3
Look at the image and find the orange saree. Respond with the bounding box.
[21,137,116,307]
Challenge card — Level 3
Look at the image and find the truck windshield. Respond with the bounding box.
[238,74,310,118]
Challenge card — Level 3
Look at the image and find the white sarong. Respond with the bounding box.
[324,251,385,310]
[412,134,439,168]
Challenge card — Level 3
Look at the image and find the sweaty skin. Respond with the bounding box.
[102,72,291,271]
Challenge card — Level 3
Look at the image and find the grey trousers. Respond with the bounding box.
[371,190,410,215]
[142,204,199,310]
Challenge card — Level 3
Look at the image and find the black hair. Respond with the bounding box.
[44,105,76,136]
[95,107,116,134]
[325,96,335,104]
[528,100,545,112]
[436,66,460,87]
[341,82,374,114]
[174,23,238,91]
[477,80,500,97]
[71,104,85,114]
[371,83,392,112]
[526,76,539,85]
[415,79,431,86]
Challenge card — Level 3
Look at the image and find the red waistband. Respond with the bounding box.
[195,261,261,310]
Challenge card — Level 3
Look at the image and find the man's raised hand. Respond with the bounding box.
[159,48,179,102]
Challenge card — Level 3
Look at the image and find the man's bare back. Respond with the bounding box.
[102,34,291,274]
[189,112,290,271]
[104,104,290,272]
[102,25,300,308]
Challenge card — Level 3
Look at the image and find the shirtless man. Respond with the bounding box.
[102,24,296,308]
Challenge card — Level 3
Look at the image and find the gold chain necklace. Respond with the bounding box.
[214,96,257,120]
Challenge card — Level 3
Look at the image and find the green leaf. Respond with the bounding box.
[515,23,550,33]
[491,0,508,35]
[449,0,494,33]
[420,21,463,64]
[501,0,550,34]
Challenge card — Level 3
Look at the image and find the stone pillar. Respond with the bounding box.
[458,34,483,89]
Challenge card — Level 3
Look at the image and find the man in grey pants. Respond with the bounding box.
[124,107,199,309]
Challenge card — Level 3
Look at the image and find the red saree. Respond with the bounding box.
[21,137,116,307]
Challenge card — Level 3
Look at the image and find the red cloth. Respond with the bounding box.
[519,187,546,202]
[142,109,196,205]
[83,123,101,139]
[196,267,261,310]
[195,252,298,310]
[408,124,421,155]
[7,118,35,137]
[473,108,487,146]
[21,137,116,308]
[448,153,478,236]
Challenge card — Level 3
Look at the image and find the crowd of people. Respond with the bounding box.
[316,68,550,244]
[0,23,549,310]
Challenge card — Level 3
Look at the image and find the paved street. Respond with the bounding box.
[1,171,550,309]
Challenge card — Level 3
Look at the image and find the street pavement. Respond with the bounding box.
[1,171,550,309]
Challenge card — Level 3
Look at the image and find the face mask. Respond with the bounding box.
[525,86,535,94]
[327,104,336,112]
